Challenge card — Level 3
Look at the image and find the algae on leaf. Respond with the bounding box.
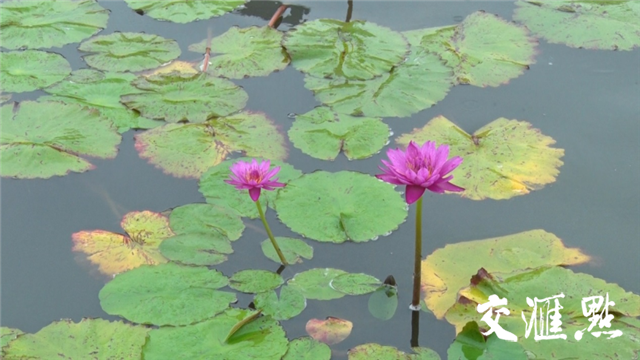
[0,0,109,49]
[0,101,121,179]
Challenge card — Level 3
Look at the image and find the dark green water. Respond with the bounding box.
[1,1,638,358]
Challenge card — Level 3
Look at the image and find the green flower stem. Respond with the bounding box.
[255,199,288,266]
[411,196,423,310]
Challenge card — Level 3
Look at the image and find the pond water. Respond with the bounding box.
[1,1,639,358]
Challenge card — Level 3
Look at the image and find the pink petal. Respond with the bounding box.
[264,165,281,180]
[439,156,463,176]
[376,173,406,185]
[405,185,426,204]
[428,181,464,193]
[249,187,261,201]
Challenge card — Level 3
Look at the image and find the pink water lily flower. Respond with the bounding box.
[225,159,285,201]
[377,140,464,204]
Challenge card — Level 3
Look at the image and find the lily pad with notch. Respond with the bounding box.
[124,0,246,24]
[229,269,284,294]
[306,317,353,345]
[189,26,289,79]
[283,19,409,80]
[72,210,174,276]
[159,233,233,266]
[135,112,287,179]
[0,50,71,93]
[122,72,248,123]
[0,101,121,179]
[0,0,109,50]
[331,273,382,296]
[169,203,244,241]
[253,285,307,321]
[288,107,390,160]
[99,262,235,326]
[287,268,347,300]
[513,0,640,51]
[79,32,181,72]
[276,171,407,242]
[397,116,564,200]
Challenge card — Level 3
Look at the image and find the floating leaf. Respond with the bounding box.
[397,116,564,200]
[410,347,441,360]
[199,158,302,218]
[0,50,71,93]
[0,93,11,104]
[348,343,408,360]
[223,309,262,343]
[306,317,353,345]
[159,233,232,266]
[287,268,347,300]
[288,107,389,160]
[0,101,120,179]
[142,308,288,359]
[284,337,331,360]
[124,0,245,24]
[276,171,407,242]
[2,319,148,359]
[79,32,180,72]
[421,229,591,319]
[253,285,307,321]
[283,19,409,80]
[447,322,527,360]
[144,60,200,77]
[0,0,109,49]
[368,285,398,321]
[169,203,244,240]
[99,263,234,326]
[229,269,284,294]
[1,327,23,349]
[41,69,162,133]
[331,273,381,296]
[261,237,313,264]
[304,30,453,118]
[514,0,640,51]
[189,26,289,79]
[444,267,640,359]
[135,112,286,179]
[419,11,537,87]
[72,210,173,276]
[122,72,248,123]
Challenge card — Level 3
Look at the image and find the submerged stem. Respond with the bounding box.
[411,196,423,310]
[256,199,288,266]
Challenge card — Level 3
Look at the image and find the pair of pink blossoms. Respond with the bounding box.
[226,141,464,204]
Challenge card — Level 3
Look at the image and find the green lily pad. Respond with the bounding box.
[99,263,235,326]
[514,0,640,51]
[124,0,245,24]
[410,347,441,360]
[261,237,313,264]
[0,50,71,93]
[444,267,640,359]
[2,319,149,359]
[1,327,23,349]
[72,210,173,276]
[41,69,162,133]
[304,29,453,118]
[159,233,233,266]
[421,229,591,319]
[283,19,409,80]
[276,171,407,242]
[0,0,109,50]
[135,112,287,179]
[397,116,564,200]
[331,273,382,296]
[189,26,289,79]
[253,285,307,321]
[447,322,527,360]
[419,11,537,87]
[229,269,284,294]
[348,343,408,360]
[122,72,248,123]
[169,203,244,240]
[142,308,288,359]
[283,337,331,360]
[0,101,121,179]
[306,317,353,345]
[0,93,11,104]
[287,268,347,300]
[199,158,302,218]
[79,32,181,72]
[368,285,398,321]
[288,107,390,160]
